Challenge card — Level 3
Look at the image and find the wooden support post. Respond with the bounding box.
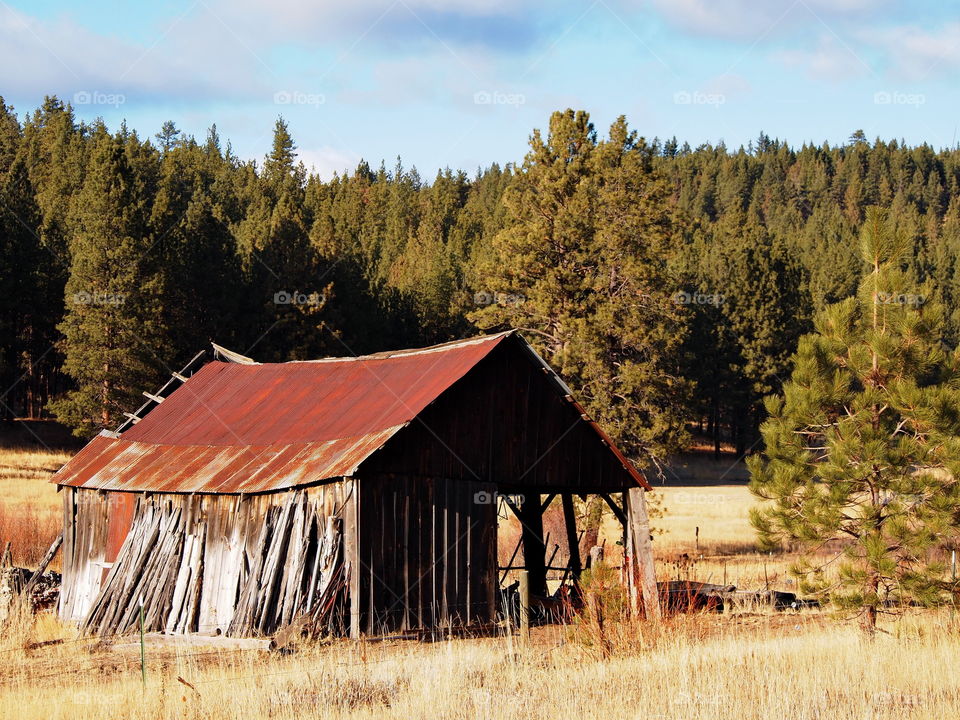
[518,494,547,597]
[560,494,582,581]
[345,481,361,639]
[599,493,627,526]
[627,487,661,621]
[518,570,530,641]
[539,494,556,513]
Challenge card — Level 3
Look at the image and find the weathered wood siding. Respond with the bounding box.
[60,482,353,636]
[356,475,497,634]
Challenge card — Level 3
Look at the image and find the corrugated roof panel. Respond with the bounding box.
[52,333,511,493]
[119,332,507,447]
[51,331,649,493]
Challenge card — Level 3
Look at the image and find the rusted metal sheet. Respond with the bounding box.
[51,330,649,495]
[51,428,406,494]
[124,332,511,446]
[52,333,511,493]
[105,492,136,564]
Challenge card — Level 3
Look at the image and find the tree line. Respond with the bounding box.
[3,97,960,464]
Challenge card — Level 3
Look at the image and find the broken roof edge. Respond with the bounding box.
[207,330,516,368]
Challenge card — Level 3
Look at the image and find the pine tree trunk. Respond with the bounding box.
[582,497,604,554]
[862,575,879,634]
[713,400,721,460]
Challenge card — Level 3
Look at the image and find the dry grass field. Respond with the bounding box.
[0,447,68,567]
[3,446,960,719]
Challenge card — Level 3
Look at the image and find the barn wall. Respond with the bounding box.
[60,481,353,636]
[364,335,636,493]
[356,475,497,634]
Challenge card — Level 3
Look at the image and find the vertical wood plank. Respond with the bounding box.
[627,486,660,620]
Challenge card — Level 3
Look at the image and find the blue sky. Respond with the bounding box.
[1,0,957,178]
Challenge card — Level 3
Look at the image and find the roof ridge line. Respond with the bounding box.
[284,330,514,365]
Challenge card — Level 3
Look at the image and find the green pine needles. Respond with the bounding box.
[749,206,960,631]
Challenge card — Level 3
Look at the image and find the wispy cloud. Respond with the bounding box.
[859,22,960,80]
[644,0,890,41]
[297,146,362,180]
[775,34,869,80]
[0,4,268,104]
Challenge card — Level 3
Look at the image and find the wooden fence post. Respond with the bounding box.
[518,570,530,641]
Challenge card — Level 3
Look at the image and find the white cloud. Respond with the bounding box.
[0,5,267,105]
[775,34,869,80]
[860,22,960,79]
[297,146,362,180]
[644,0,890,41]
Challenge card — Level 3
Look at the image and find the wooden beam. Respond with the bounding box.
[22,533,62,597]
[518,493,547,597]
[501,494,522,519]
[627,487,661,621]
[142,391,164,404]
[122,412,141,424]
[600,493,627,526]
[540,494,556,513]
[560,494,582,580]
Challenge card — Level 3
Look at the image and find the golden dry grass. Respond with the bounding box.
[0,447,68,567]
[3,449,960,718]
[3,609,960,719]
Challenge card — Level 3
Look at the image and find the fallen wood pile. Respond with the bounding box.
[658,581,819,613]
[0,567,61,623]
[0,535,64,624]
[81,489,347,638]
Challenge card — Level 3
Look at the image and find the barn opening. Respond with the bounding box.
[52,331,659,638]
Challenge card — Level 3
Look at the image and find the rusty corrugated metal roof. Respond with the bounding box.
[52,333,512,493]
[52,331,649,493]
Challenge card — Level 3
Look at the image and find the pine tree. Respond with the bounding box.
[49,132,167,435]
[0,158,44,418]
[0,97,21,176]
[155,120,181,154]
[748,207,960,632]
[470,111,689,458]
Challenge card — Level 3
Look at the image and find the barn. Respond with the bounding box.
[51,330,660,638]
